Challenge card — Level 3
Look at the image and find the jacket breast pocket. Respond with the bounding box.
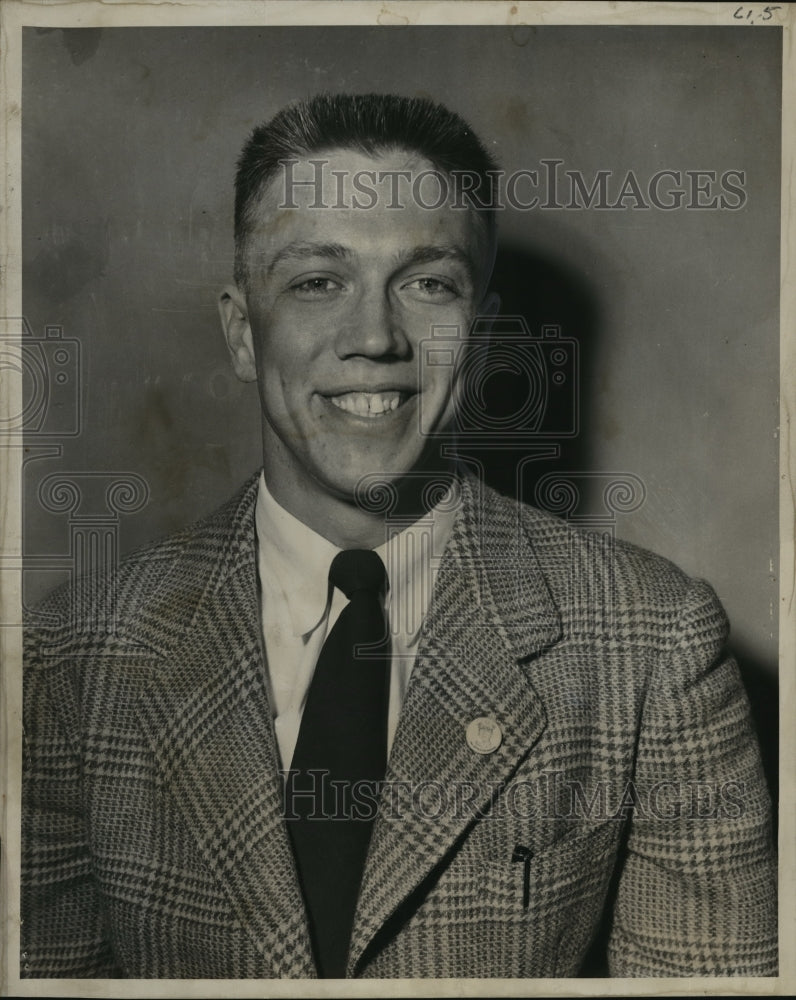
[480,820,622,975]
[475,820,618,903]
[409,821,622,977]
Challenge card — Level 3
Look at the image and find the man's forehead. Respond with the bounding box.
[260,144,434,200]
[248,147,489,259]
[251,146,479,221]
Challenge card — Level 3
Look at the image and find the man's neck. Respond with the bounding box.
[263,459,459,550]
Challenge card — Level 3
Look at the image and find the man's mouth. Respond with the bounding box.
[327,391,409,417]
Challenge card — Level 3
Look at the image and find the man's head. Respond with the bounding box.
[219,93,500,545]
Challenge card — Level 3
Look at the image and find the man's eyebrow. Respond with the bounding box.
[267,241,351,275]
[394,245,475,278]
[264,241,475,279]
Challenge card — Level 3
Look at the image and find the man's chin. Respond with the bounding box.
[314,467,409,516]
[320,461,457,521]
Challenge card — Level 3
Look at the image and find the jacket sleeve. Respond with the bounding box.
[21,641,122,978]
[607,578,777,976]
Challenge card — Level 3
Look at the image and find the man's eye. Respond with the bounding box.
[291,277,342,296]
[402,277,458,299]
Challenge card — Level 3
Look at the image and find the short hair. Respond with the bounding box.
[233,92,499,289]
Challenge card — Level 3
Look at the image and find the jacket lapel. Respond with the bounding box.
[349,476,561,973]
[135,477,316,978]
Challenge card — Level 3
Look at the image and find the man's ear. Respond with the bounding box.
[218,285,258,382]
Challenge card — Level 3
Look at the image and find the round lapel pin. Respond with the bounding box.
[466,716,503,755]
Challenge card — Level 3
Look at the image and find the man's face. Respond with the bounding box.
[221,147,493,517]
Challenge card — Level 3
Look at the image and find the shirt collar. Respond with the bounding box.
[255,471,340,639]
[255,470,457,643]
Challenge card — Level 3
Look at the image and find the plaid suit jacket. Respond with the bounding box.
[21,473,777,979]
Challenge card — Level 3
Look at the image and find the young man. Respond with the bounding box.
[21,94,777,980]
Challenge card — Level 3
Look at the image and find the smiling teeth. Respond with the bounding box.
[330,392,403,417]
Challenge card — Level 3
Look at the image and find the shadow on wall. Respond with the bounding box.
[475,242,778,825]
[481,242,599,501]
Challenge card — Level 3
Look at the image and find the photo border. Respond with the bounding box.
[1,2,793,996]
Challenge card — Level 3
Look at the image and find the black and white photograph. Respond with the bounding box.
[1,0,792,993]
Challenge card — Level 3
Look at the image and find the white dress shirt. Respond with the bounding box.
[255,471,457,770]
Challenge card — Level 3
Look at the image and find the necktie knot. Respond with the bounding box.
[329,549,387,600]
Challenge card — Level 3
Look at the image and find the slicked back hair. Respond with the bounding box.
[233,92,498,290]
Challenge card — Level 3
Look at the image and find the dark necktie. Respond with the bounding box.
[286,549,390,979]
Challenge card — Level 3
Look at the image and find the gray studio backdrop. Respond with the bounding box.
[21,25,780,769]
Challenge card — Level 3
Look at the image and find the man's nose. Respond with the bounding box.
[333,289,411,360]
